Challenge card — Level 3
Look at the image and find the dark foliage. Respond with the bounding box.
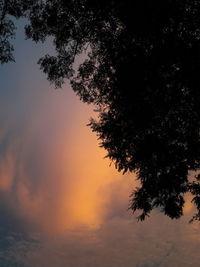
[1,0,200,221]
[0,0,36,63]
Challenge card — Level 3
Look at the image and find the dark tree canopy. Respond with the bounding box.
[1,0,200,221]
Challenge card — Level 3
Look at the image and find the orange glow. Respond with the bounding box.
[0,151,15,191]
[0,84,197,234]
[0,87,133,234]
[47,115,132,232]
[183,193,195,215]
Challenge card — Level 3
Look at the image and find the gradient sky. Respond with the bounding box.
[0,20,200,267]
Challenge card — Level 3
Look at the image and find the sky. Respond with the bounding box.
[0,20,200,267]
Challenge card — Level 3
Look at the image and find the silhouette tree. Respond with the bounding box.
[1,0,200,221]
[0,0,36,63]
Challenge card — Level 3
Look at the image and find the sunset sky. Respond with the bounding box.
[0,20,200,267]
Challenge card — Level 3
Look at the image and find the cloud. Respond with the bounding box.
[1,211,200,267]
[0,70,134,234]
[0,84,200,266]
[0,24,200,266]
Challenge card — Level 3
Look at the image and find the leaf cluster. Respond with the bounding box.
[2,0,200,221]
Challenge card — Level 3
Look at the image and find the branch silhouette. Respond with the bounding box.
[1,0,200,221]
